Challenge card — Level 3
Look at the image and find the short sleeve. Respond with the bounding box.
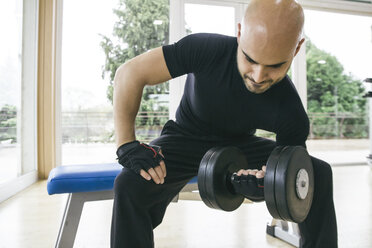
[162,33,228,78]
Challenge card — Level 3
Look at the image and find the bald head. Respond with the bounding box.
[236,0,305,94]
[244,0,304,32]
[239,0,304,63]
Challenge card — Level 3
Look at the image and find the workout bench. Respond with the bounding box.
[47,163,300,247]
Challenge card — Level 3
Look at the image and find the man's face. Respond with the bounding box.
[236,47,292,94]
[236,24,300,94]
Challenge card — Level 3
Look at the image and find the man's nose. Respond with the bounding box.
[251,65,267,84]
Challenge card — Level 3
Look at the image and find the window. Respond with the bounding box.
[61,0,117,165]
[60,0,170,165]
[0,0,23,183]
[304,10,372,139]
[184,3,236,36]
[0,0,38,200]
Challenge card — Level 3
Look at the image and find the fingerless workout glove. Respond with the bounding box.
[230,173,265,202]
[116,140,164,174]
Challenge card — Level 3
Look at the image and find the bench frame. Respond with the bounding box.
[56,191,113,247]
[53,179,299,248]
[55,182,199,248]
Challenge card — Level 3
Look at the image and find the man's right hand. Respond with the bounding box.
[116,141,167,184]
[231,166,266,202]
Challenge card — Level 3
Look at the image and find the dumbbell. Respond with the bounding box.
[197,146,314,223]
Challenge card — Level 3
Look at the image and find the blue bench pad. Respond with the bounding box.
[47,163,122,195]
[47,163,198,195]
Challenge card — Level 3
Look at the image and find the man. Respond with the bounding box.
[111,0,338,247]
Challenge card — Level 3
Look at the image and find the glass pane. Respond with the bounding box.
[304,10,372,140]
[185,3,236,36]
[61,0,117,165]
[0,0,23,183]
[61,0,170,165]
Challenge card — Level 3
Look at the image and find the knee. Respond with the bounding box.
[113,168,141,196]
[311,156,334,195]
[311,157,333,181]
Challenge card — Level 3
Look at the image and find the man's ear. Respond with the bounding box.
[294,38,305,57]
[237,23,242,44]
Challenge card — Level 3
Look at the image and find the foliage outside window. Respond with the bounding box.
[100,0,169,142]
[306,39,367,138]
[0,105,17,143]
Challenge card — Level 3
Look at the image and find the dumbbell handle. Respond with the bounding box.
[229,173,265,202]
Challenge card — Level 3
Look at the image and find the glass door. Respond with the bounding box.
[0,0,23,184]
[0,0,38,202]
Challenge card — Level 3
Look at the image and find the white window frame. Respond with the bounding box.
[0,0,39,203]
[299,0,372,17]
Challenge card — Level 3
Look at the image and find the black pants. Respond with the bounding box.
[111,121,338,247]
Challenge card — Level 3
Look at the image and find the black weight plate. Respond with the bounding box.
[198,147,235,211]
[274,146,295,221]
[275,146,314,223]
[204,147,247,211]
[198,147,218,209]
[264,146,285,220]
[198,147,249,211]
[288,146,314,222]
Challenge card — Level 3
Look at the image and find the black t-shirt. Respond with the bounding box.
[162,33,309,146]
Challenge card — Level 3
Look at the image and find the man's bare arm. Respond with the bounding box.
[113,47,172,148]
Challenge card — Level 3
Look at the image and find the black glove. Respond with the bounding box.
[230,173,265,202]
[116,140,164,174]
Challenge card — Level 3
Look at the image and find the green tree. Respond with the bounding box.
[100,0,169,103]
[306,39,367,138]
[0,104,17,142]
[100,0,169,139]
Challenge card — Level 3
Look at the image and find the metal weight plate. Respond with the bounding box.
[274,146,314,223]
[197,147,249,211]
[264,146,285,220]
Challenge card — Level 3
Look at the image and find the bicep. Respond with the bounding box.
[124,47,172,86]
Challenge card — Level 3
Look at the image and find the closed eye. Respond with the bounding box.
[241,49,286,68]
[245,56,257,64]
[268,64,283,69]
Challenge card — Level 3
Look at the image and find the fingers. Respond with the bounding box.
[257,165,266,178]
[256,170,265,178]
[236,169,245,176]
[160,160,166,178]
[140,169,152,181]
[139,152,166,184]
[147,167,162,184]
[236,166,266,178]
[236,169,258,176]
[248,169,259,176]
[139,166,165,184]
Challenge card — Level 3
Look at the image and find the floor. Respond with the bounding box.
[0,165,371,248]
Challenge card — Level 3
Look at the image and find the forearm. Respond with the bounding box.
[113,47,172,148]
[113,64,145,148]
